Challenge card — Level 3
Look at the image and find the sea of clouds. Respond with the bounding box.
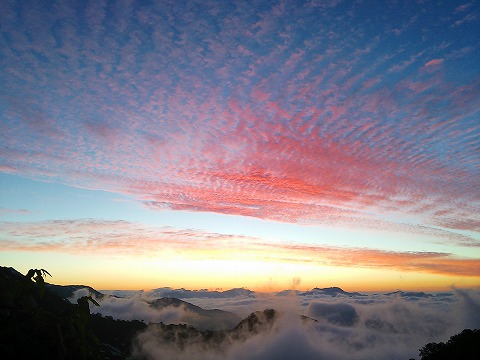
[71,287,480,360]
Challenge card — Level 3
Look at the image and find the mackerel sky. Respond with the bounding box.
[1,0,479,290]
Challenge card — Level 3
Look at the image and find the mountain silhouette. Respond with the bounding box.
[300,286,364,297]
[46,283,105,300]
[150,297,241,330]
[148,287,255,299]
[385,290,433,298]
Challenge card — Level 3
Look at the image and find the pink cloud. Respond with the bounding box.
[1,0,478,240]
[424,58,444,67]
[277,243,480,277]
[1,220,478,277]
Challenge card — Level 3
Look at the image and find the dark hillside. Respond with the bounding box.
[417,329,480,360]
[47,283,105,300]
[150,296,242,330]
[0,266,145,359]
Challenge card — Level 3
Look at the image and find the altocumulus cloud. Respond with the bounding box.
[1,0,479,233]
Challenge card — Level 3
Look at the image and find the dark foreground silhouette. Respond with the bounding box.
[1,266,479,360]
[416,328,480,360]
[0,266,145,359]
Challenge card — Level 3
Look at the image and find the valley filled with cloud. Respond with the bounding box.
[67,284,480,360]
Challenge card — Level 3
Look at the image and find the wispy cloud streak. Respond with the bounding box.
[1,220,478,277]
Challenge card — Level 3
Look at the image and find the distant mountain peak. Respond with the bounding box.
[149,296,242,331]
[301,287,363,297]
[148,287,255,299]
[233,309,278,334]
[46,283,105,301]
[314,286,344,292]
[385,290,433,298]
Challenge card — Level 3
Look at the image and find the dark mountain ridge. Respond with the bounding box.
[46,283,105,300]
[45,280,241,331]
[149,296,241,330]
[148,287,255,299]
[385,290,434,298]
[0,265,295,358]
[300,286,364,297]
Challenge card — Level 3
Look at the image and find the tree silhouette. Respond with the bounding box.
[0,267,101,359]
[418,329,480,360]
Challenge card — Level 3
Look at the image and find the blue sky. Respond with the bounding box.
[1,0,479,290]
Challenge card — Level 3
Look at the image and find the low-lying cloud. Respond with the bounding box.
[70,288,241,330]
[69,288,185,324]
[128,288,480,360]
[308,302,358,326]
[69,286,480,359]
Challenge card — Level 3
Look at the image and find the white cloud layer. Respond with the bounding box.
[129,290,480,360]
[70,288,187,324]
[72,287,480,360]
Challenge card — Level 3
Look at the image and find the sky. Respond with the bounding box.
[0,0,479,292]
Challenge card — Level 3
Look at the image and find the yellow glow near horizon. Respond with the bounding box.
[2,211,479,292]
[2,251,478,292]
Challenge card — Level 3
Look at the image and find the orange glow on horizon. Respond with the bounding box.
[37,257,480,293]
